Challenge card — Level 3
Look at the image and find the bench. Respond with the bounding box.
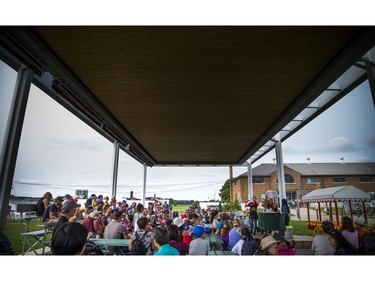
[90,238,131,255]
[208,250,234,256]
[206,233,224,250]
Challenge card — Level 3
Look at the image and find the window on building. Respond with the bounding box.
[233,180,237,186]
[276,174,295,184]
[307,178,321,184]
[333,177,346,183]
[253,178,265,184]
[360,177,374,183]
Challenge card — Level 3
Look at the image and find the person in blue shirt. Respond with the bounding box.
[153,225,180,256]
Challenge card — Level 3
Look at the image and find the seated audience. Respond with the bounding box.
[153,225,180,255]
[189,225,210,255]
[311,220,335,255]
[129,216,155,255]
[51,222,88,255]
[167,224,189,255]
[42,196,63,223]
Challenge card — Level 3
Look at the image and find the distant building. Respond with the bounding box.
[231,162,375,204]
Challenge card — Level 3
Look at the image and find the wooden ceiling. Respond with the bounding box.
[31,26,368,165]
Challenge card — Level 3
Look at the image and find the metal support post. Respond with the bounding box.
[247,162,253,201]
[366,62,375,108]
[273,136,286,208]
[0,66,32,232]
[111,141,119,198]
[142,163,147,206]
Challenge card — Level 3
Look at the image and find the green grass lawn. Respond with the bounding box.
[171,205,191,213]
[3,217,50,255]
[289,220,313,236]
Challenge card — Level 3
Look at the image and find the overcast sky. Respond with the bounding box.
[1,58,374,201]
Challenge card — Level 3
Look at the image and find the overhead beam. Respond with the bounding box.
[241,27,375,164]
[0,27,156,167]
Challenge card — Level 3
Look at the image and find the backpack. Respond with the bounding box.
[82,240,104,255]
[241,238,256,255]
[131,231,148,255]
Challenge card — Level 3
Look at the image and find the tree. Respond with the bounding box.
[223,199,241,212]
[219,179,230,203]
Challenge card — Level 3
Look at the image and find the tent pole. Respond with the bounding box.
[329,201,333,221]
[317,202,321,221]
[307,203,310,222]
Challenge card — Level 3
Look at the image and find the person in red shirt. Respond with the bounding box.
[247,196,259,235]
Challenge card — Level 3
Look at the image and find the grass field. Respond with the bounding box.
[4,217,49,255]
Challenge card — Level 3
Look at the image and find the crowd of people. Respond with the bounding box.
[37,192,374,256]
[311,215,374,255]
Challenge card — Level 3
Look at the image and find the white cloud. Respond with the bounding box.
[329,136,356,152]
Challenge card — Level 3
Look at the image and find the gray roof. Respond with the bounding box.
[233,162,375,179]
[301,185,371,202]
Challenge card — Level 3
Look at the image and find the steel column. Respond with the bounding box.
[0,66,32,232]
[111,141,120,198]
[247,162,253,201]
[366,62,375,108]
[142,163,147,206]
[274,137,286,208]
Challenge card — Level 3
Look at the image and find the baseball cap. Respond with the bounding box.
[192,225,205,238]
[62,200,81,213]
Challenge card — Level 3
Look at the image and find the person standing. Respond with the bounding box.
[247,196,259,235]
[281,198,290,226]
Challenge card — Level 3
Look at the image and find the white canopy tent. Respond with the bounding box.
[302,185,371,203]
[302,185,371,224]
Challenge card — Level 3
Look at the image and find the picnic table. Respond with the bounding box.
[206,233,224,250]
[208,250,234,256]
[90,238,130,255]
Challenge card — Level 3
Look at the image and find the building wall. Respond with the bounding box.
[231,168,375,204]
